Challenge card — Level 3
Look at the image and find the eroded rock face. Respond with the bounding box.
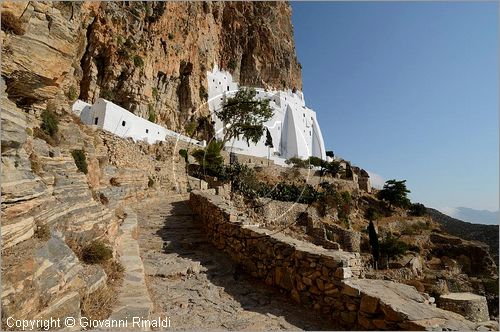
[1,1,302,134]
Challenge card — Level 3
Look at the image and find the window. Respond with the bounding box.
[227,86,229,91]
[94,117,98,125]
[303,113,305,117]
[122,121,126,126]
[146,129,149,133]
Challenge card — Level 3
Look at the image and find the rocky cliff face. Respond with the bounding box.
[1,1,302,133]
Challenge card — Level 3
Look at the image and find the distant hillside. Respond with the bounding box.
[439,207,499,225]
[428,208,499,261]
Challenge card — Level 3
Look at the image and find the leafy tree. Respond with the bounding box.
[216,88,273,146]
[409,203,427,216]
[326,150,334,158]
[380,234,409,265]
[377,179,411,209]
[264,128,273,166]
[368,220,380,268]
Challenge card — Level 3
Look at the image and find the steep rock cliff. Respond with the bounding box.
[1,1,302,133]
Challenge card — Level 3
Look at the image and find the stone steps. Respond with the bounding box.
[109,207,153,330]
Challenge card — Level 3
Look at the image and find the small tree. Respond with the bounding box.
[191,140,224,176]
[326,150,334,159]
[264,128,273,166]
[377,179,411,209]
[216,88,273,146]
[380,234,408,267]
[409,202,427,216]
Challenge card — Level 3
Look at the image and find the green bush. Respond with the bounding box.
[380,234,408,260]
[409,203,427,216]
[168,33,174,40]
[179,149,188,163]
[82,240,113,264]
[152,87,159,100]
[228,59,237,71]
[285,157,308,169]
[41,107,59,137]
[148,176,155,188]
[147,104,156,123]
[71,149,88,174]
[191,140,224,176]
[185,119,197,136]
[67,85,78,101]
[133,55,144,67]
[199,85,208,100]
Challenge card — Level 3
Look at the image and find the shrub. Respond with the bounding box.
[71,149,88,174]
[380,234,408,261]
[41,107,59,137]
[191,140,224,176]
[1,11,25,35]
[34,223,51,241]
[199,85,208,100]
[152,87,159,100]
[179,149,188,163]
[147,104,156,123]
[148,176,155,188]
[29,153,43,175]
[67,85,78,101]
[228,59,237,71]
[82,240,113,264]
[285,157,308,169]
[133,55,144,67]
[409,203,427,216]
[168,33,174,40]
[377,179,411,209]
[185,119,197,136]
[110,177,120,186]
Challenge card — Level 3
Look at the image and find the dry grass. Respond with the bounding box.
[81,259,125,320]
[29,153,43,175]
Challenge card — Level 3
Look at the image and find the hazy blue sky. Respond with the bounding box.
[291,2,499,211]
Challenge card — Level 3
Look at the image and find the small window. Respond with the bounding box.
[122,121,126,126]
[219,81,221,85]
[158,131,160,134]
[146,129,149,133]
[227,86,229,91]
[94,117,98,125]
[303,114,305,117]
[213,79,215,82]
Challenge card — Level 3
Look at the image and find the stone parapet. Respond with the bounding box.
[189,190,479,330]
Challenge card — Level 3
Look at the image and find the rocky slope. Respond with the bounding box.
[427,208,499,262]
[1,1,302,134]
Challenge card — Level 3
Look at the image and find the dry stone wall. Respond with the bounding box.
[189,190,478,330]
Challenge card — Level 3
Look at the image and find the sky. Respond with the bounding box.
[291,1,499,212]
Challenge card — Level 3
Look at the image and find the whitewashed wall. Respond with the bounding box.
[74,98,204,146]
[207,67,326,162]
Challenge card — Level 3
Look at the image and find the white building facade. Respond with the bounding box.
[74,98,203,146]
[207,67,326,164]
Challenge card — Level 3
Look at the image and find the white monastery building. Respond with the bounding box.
[73,98,203,146]
[72,66,327,166]
[207,67,326,164]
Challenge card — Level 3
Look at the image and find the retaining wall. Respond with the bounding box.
[189,190,477,330]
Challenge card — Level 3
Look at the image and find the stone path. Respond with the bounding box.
[135,196,338,330]
[109,207,153,329]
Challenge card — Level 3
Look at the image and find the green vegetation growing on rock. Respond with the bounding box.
[41,104,59,137]
[34,223,51,241]
[191,140,224,176]
[82,240,113,264]
[409,203,427,216]
[133,55,144,67]
[147,104,156,123]
[67,85,78,101]
[71,149,88,174]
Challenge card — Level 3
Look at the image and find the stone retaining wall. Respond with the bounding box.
[189,190,477,330]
